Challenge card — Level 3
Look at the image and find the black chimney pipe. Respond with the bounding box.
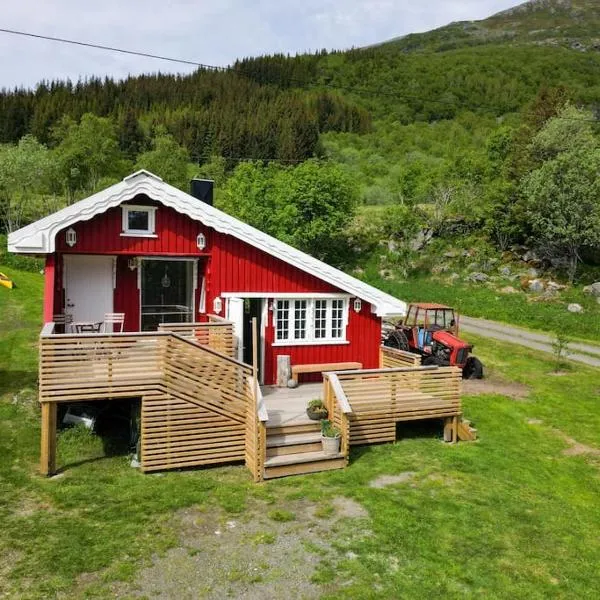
[190,179,214,206]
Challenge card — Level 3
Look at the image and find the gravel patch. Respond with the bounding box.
[369,472,415,489]
[113,497,370,599]
[462,376,530,400]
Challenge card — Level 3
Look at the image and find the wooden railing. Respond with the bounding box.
[158,315,235,357]
[245,376,268,482]
[39,322,253,474]
[328,366,462,446]
[323,373,352,461]
[380,345,421,369]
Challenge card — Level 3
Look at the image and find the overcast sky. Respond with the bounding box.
[1,0,521,90]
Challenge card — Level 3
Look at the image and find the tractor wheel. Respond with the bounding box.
[384,330,410,352]
[422,355,440,366]
[463,356,484,379]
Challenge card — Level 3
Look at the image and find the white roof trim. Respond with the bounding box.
[8,171,406,317]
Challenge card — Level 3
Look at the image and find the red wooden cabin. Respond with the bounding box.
[9,170,406,385]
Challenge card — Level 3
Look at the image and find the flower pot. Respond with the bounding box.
[321,434,341,456]
[306,408,328,421]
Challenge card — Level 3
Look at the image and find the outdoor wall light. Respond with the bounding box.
[354,298,362,313]
[213,297,223,314]
[196,232,207,251]
[128,257,139,271]
[65,228,77,248]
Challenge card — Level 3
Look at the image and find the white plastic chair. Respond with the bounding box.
[53,313,73,333]
[102,313,125,333]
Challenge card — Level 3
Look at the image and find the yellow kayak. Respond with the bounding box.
[0,272,14,289]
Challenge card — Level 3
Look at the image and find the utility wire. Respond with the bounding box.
[1,27,599,123]
[0,27,226,71]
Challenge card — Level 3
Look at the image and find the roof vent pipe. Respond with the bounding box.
[190,179,214,206]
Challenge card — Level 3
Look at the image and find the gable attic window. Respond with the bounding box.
[121,205,158,237]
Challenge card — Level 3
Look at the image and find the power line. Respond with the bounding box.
[1,27,599,123]
[0,27,226,71]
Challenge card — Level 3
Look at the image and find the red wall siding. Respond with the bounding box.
[51,199,383,384]
[43,255,55,322]
[206,230,339,298]
[56,195,209,256]
[114,257,140,331]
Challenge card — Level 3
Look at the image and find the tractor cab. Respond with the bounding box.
[404,303,458,351]
[384,302,483,379]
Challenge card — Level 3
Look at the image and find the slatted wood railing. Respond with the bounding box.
[245,377,268,482]
[328,366,462,446]
[158,315,235,357]
[380,345,421,368]
[39,322,253,474]
[323,373,352,462]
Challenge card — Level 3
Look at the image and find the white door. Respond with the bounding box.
[226,297,245,362]
[64,255,113,324]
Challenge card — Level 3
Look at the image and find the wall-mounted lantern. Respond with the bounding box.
[353,298,362,313]
[213,297,223,314]
[196,232,207,251]
[128,257,139,271]
[65,228,77,248]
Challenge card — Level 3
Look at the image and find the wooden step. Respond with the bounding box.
[265,450,344,468]
[267,431,322,447]
[265,422,321,436]
[264,451,346,479]
[266,432,323,457]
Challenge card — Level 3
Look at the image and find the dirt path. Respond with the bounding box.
[460,316,600,368]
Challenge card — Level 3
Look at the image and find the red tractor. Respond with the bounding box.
[383,303,483,379]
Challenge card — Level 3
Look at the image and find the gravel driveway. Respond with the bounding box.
[460,316,600,368]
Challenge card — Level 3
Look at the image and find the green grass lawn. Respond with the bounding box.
[2,264,600,598]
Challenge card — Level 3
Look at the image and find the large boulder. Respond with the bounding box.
[467,272,489,283]
[528,279,545,293]
[583,282,600,297]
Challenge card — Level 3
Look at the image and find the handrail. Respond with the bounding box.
[40,322,56,336]
[159,321,232,329]
[207,313,231,323]
[39,325,251,372]
[325,373,353,414]
[166,332,253,372]
[254,380,269,422]
[333,365,441,376]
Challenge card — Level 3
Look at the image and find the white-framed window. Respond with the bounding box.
[121,204,157,237]
[274,298,349,345]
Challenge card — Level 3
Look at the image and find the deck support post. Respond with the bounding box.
[443,416,458,443]
[40,402,57,476]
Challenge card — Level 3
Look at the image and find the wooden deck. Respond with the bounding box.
[38,320,474,481]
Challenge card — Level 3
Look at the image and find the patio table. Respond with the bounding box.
[74,321,103,333]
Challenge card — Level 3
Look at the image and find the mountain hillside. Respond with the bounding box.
[2,0,600,286]
[376,0,600,53]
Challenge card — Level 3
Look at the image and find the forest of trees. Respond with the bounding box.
[2,11,600,280]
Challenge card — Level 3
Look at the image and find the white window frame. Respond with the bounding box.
[121,204,158,238]
[273,298,349,346]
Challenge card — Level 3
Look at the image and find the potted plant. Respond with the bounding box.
[306,399,328,421]
[321,419,341,455]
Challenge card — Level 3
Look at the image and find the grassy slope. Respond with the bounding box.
[367,271,600,344]
[2,265,600,598]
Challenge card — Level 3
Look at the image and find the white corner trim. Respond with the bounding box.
[7,170,407,317]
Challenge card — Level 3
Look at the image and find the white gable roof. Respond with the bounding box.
[8,170,406,317]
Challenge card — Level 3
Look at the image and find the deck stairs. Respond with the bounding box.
[263,420,346,479]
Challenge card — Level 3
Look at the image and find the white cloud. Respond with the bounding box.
[0,0,520,89]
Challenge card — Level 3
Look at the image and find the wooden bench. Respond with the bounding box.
[291,361,362,384]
